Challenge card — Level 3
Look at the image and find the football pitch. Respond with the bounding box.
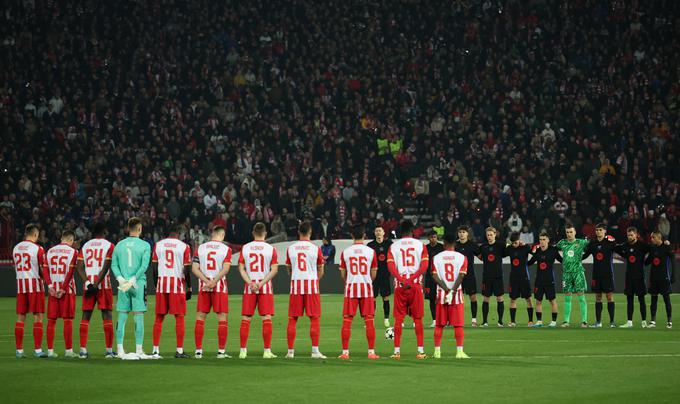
[1,294,679,404]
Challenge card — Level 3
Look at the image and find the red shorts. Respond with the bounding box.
[155,292,186,315]
[288,294,321,318]
[82,288,113,311]
[48,294,76,319]
[242,293,275,316]
[343,297,375,318]
[394,285,424,319]
[16,292,45,315]
[435,303,465,327]
[197,291,229,314]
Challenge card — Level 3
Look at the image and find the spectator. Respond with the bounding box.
[321,238,336,264]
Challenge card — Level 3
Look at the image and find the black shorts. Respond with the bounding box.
[533,284,556,301]
[372,270,392,297]
[509,277,531,299]
[424,273,437,300]
[481,278,504,297]
[624,277,647,297]
[462,274,477,295]
[591,270,615,294]
[648,278,672,295]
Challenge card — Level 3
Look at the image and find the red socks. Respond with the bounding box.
[434,326,444,347]
[414,318,424,347]
[153,314,165,347]
[310,316,320,347]
[287,317,297,349]
[240,319,251,349]
[63,319,73,350]
[341,317,352,350]
[175,315,185,349]
[365,317,375,350]
[217,320,228,350]
[262,319,273,349]
[103,319,114,350]
[33,322,43,350]
[394,317,403,348]
[15,322,24,350]
[47,319,56,350]
[454,326,464,347]
[194,319,205,350]
[80,320,89,349]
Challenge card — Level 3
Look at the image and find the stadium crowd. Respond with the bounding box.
[1,0,678,257]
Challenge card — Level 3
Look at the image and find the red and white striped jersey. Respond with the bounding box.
[78,238,114,290]
[13,241,46,293]
[194,241,232,293]
[339,243,377,298]
[153,238,191,294]
[432,250,468,305]
[286,240,324,295]
[239,241,278,295]
[388,237,429,286]
[46,244,78,294]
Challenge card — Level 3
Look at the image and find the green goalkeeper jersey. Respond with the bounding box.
[111,236,151,285]
[556,238,588,275]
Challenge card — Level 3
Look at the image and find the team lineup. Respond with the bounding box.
[12,217,675,360]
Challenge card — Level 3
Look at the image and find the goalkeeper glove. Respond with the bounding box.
[128,276,138,289]
[117,277,131,292]
[445,290,454,305]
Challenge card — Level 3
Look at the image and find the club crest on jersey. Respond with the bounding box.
[628,256,636,263]
[653,258,661,266]
[512,258,520,266]
[596,252,604,260]
[567,250,575,258]
[539,262,548,270]
[487,254,495,262]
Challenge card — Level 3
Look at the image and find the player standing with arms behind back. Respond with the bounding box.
[367,226,393,327]
[13,224,48,358]
[555,224,589,327]
[387,220,429,359]
[45,230,79,358]
[151,226,192,358]
[285,221,326,359]
[192,226,232,359]
[338,225,379,360]
[431,234,470,359]
[75,223,116,358]
[238,222,279,359]
[111,217,152,360]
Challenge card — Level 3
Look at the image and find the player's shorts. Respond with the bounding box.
[435,302,464,327]
[462,274,477,295]
[533,283,556,301]
[48,293,76,319]
[623,277,647,297]
[197,290,229,314]
[481,278,504,297]
[82,288,113,311]
[155,292,187,315]
[288,293,321,317]
[242,293,274,316]
[648,278,672,295]
[509,277,532,299]
[562,272,587,294]
[591,270,614,294]
[16,292,45,315]
[394,285,424,319]
[372,270,392,297]
[343,296,375,317]
[116,286,147,313]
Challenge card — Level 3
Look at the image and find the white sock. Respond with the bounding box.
[417,346,424,354]
[312,346,319,354]
[196,349,203,354]
[65,349,73,354]
[35,349,42,354]
[80,347,87,353]
[136,344,143,354]
[434,346,441,352]
[17,349,24,354]
[394,347,400,354]
[472,318,476,322]
[177,347,184,354]
[117,344,124,354]
[457,346,463,351]
[153,345,159,353]
[240,348,247,353]
[48,349,54,355]
[264,348,271,353]
[368,349,375,354]
[342,349,349,355]
[218,349,225,354]
[287,349,295,355]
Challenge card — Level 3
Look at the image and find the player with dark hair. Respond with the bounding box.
[556,224,589,327]
[456,225,480,326]
[528,232,561,327]
[615,227,649,328]
[75,223,116,358]
[367,226,393,327]
[478,227,506,327]
[505,232,534,327]
[583,223,617,327]
[424,231,444,328]
[646,231,674,329]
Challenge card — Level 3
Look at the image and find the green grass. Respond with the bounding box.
[1,294,679,403]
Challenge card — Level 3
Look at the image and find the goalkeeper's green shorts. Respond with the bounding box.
[562,272,587,294]
[116,286,147,312]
